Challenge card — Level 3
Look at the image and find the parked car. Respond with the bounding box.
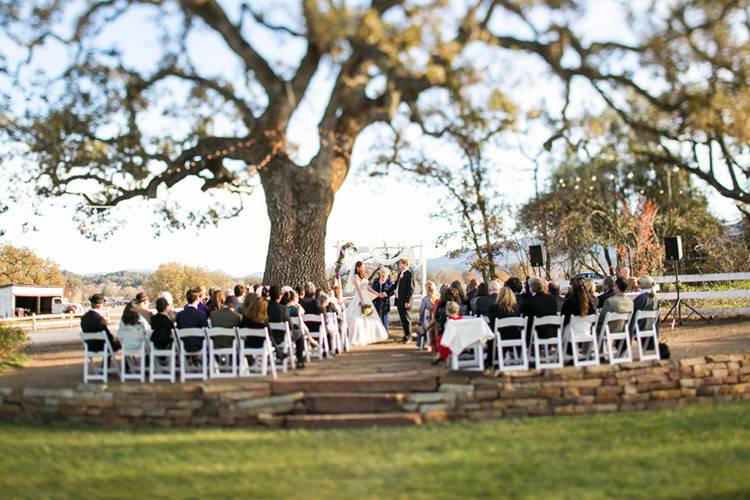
[51,297,84,315]
[573,272,604,281]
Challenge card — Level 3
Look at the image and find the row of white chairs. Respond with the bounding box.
[449,310,660,372]
[81,312,349,384]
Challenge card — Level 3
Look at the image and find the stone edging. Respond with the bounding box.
[0,355,748,428]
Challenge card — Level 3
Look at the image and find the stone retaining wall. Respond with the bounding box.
[0,355,748,428]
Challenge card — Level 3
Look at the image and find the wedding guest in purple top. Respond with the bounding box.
[196,286,209,315]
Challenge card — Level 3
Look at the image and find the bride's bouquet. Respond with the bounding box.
[361,304,374,316]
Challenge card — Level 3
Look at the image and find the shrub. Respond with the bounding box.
[0,324,28,361]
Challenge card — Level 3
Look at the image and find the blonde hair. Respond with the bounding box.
[446,301,460,317]
[638,275,656,297]
[495,287,517,315]
[426,281,440,302]
[399,258,410,266]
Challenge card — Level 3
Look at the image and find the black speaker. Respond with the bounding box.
[664,236,683,261]
[529,245,544,267]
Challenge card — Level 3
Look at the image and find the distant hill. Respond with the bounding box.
[74,270,151,288]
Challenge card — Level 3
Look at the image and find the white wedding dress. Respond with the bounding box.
[346,278,390,346]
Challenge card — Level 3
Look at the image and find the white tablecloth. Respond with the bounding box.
[440,317,494,353]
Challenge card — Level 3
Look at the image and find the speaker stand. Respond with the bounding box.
[660,260,711,329]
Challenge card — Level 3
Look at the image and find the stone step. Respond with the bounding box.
[284,412,422,429]
[272,375,439,395]
[304,392,406,414]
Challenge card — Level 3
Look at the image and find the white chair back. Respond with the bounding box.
[494,317,528,372]
[633,310,660,361]
[529,315,564,369]
[236,327,277,379]
[175,327,208,382]
[80,331,117,384]
[302,313,329,359]
[566,314,600,367]
[268,322,295,372]
[602,311,633,364]
[206,327,239,378]
[149,329,177,384]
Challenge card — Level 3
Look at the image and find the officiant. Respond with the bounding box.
[372,267,393,330]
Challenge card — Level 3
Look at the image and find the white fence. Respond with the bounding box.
[0,309,122,332]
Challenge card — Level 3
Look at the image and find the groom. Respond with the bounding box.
[388,258,415,344]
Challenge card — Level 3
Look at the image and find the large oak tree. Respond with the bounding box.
[2,0,749,285]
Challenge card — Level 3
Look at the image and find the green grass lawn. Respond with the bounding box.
[1,401,749,499]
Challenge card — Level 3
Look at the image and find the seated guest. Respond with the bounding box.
[450,280,470,314]
[210,294,242,349]
[239,294,285,358]
[206,289,225,316]
[631,275,659,339]
[300,281,317,312]
[418,281,440,349]
[597,277,634,336]
[470,282,487,314]
[426,286,460,356]
[486,287,521,366]
[520,277,559,346]
[627,276,639,293]
[435,301,464,364]
[159,291,177,321]
[133,292,153,323]
[176,288,208,352]
[561,279,596,326]
[196,286,209,315]
[234,284,247,312]
[504,277,525,309]
[150,297,175,350]
[267,285,300,365]
[547,282,565,313]
[118,301,152,354]
[287,290,304,317]
[475,280,501,320]
[253,284,263,297]
[597,276,615,309]
[331,284,346,313]
[467,279,480,305]
[81,293,121,354]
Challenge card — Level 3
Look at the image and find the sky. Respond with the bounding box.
[0,1,742,277]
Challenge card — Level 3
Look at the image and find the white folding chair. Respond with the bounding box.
[119,332,148,383]
[633,310,661,361]
[290,315,312,362]
[530,315,564,369]
[149,331,177,383]
[237,327,277,379]
[80,331,118,384]
[302,314,329,360]
[207,327,239,378]
[268,322,295,373]
[176,327,208,382]
[565,314,600,367]
[325,312,344,354]
[449,342,485,371]
[602,311,633,364]
[494,317,528,372]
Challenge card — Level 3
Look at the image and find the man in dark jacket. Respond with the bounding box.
[520,277,559,346]
[81,293,121,353]
[176,288,208,352]
[388,258,415,343]
[475,280,501,320]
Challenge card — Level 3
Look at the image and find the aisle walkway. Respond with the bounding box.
[0,334,437,389]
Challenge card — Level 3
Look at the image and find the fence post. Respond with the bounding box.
[32,313,37,332]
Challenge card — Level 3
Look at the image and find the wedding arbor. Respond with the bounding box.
[336,242,428,296]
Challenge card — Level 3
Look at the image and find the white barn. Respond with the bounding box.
[0,285,65,318]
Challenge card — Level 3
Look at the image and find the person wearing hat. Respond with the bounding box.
[80,293,121,355]
[134,291,153,323]
[631,275,659,337]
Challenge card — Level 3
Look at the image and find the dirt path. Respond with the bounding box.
[1,320,748,389]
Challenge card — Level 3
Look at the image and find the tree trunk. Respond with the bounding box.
[260,157,335,287]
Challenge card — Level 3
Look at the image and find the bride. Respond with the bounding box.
[346,261,390,346]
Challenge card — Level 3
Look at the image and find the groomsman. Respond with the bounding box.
[388,258,415,344]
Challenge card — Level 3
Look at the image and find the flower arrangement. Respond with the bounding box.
[361,304,373,316]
